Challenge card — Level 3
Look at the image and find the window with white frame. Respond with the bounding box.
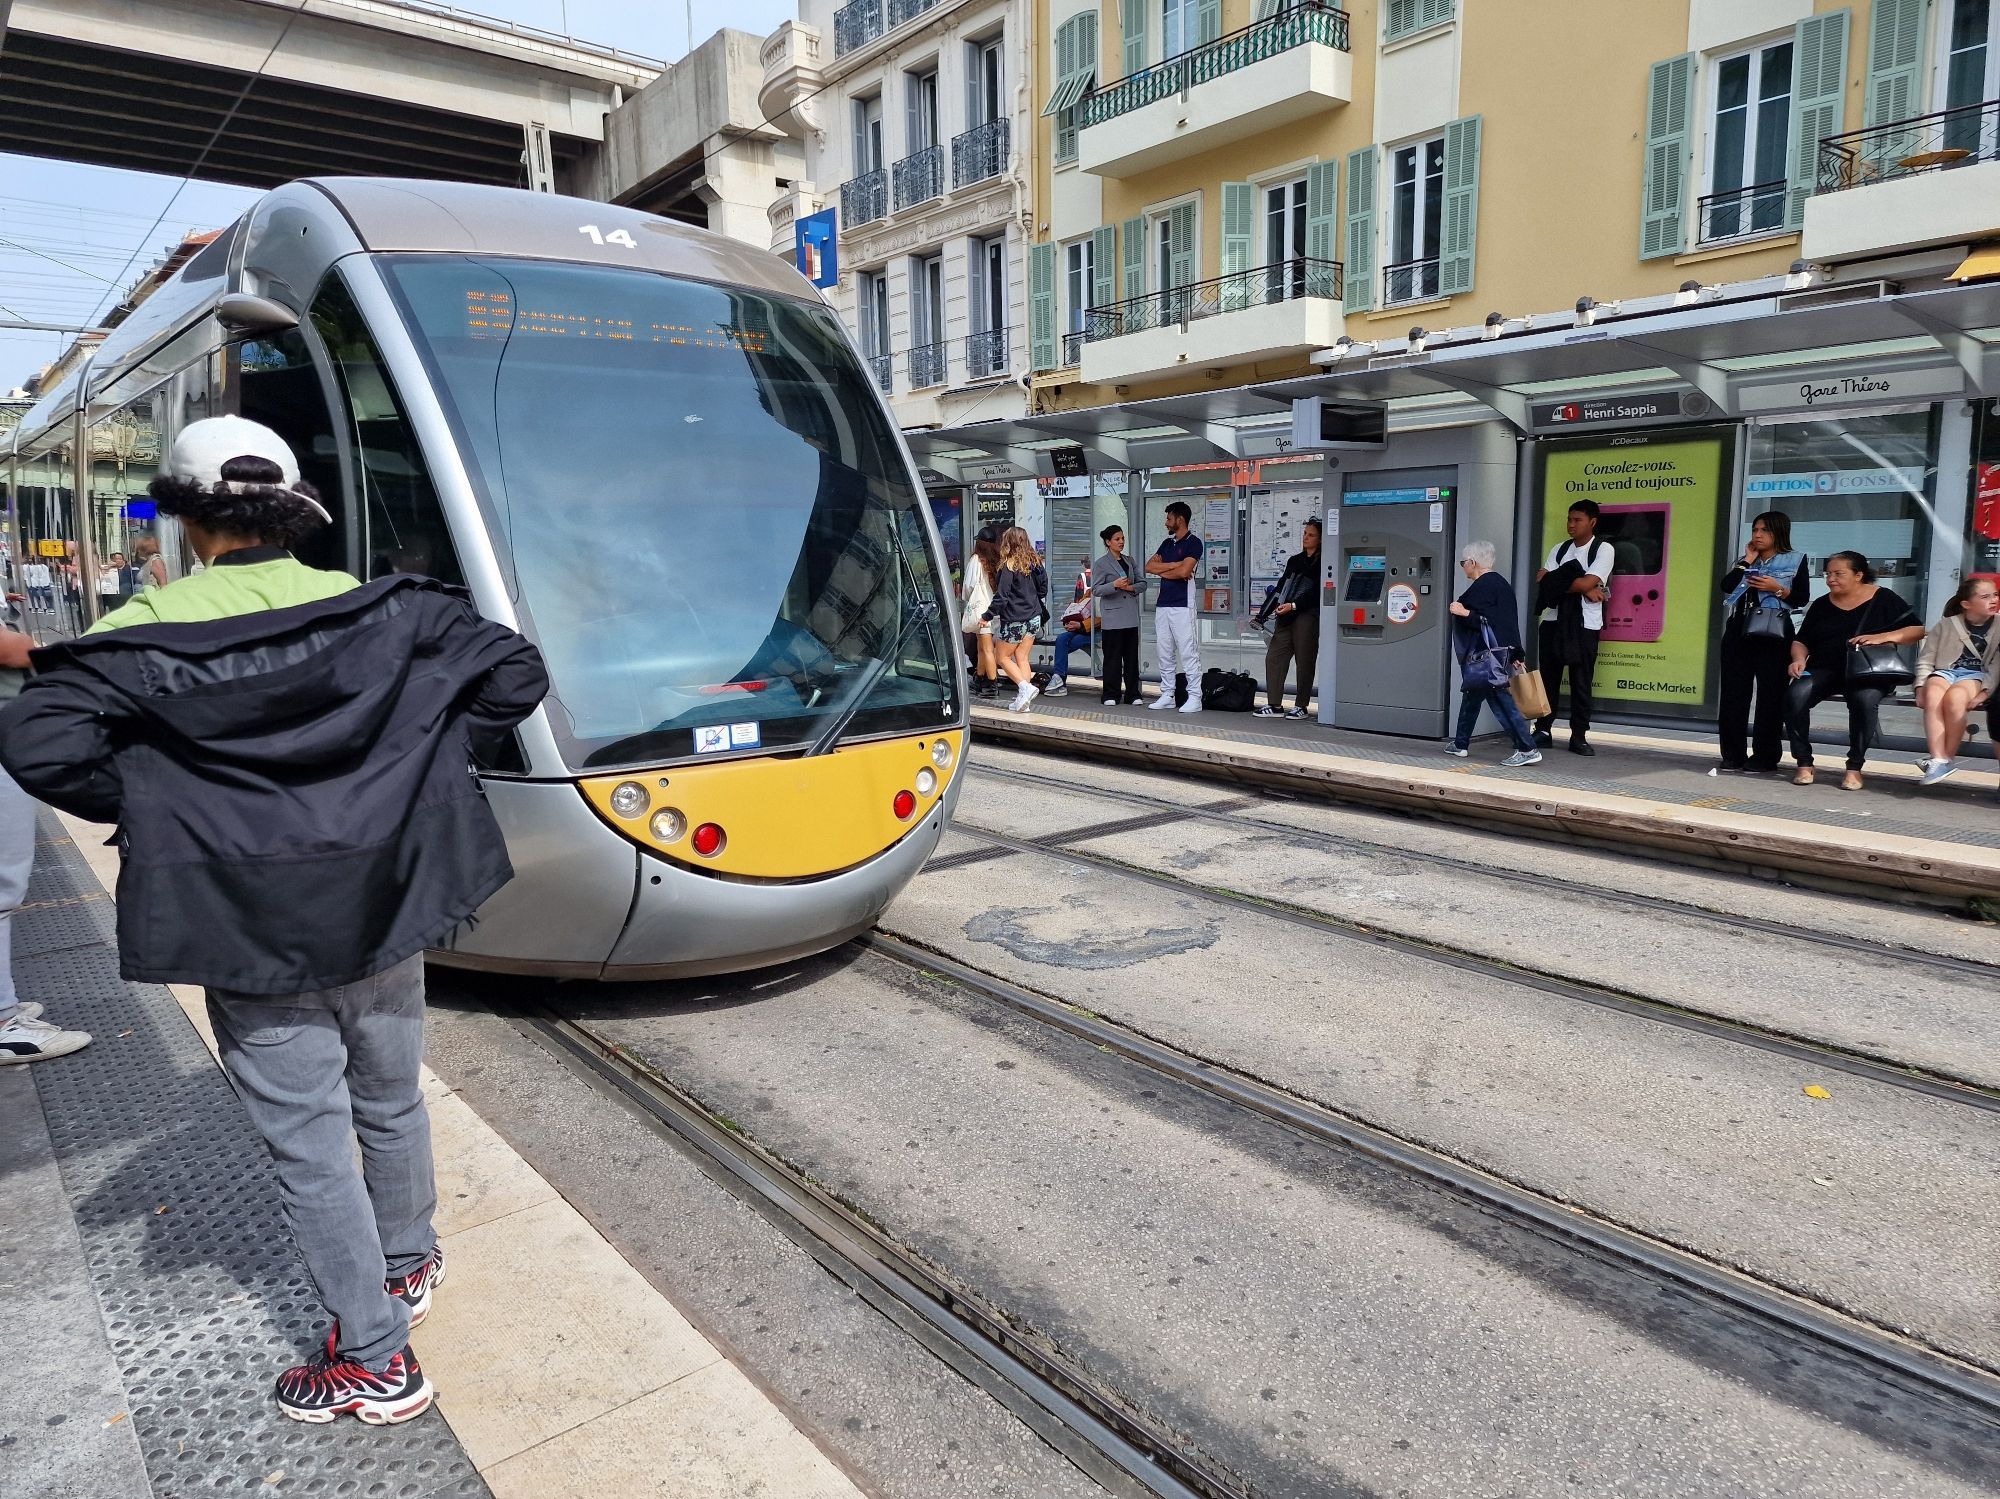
[1264,176,1308,300]
[971,236,1007,376]
[1154,214,1175,292]
[906,67,939,151]
[1064,237,1095,336]
[852,94,884,174]
[910,253,945,386]
[968,36,1004,127]
[1386,135,1443,303]
[857,270,890,391]
[1944,0,2000,156]
[1701,40,1793,242]
[1163,0,1201,59]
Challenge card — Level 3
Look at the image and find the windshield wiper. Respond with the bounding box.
[804,599,940,757]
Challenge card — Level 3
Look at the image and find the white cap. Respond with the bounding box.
[164,416,331,522]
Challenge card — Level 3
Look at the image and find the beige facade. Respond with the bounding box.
[1025,0,1977,413]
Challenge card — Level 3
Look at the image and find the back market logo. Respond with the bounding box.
[1617,678,1699,695]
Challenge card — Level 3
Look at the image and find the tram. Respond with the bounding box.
[1,180,966,978]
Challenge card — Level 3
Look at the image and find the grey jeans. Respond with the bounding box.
[207,953,436,1371]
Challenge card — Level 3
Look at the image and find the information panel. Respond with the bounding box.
[1534,429,1733,718]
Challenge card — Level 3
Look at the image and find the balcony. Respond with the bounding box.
[866,353,892,394]
[841,168,887,229]
[1382,254,1439,307]
[892,145,943,210]
[1804,98,2000,262]
[1079,256,1342,385]
[1079,3,1350,179]
[1059,329,1085,368]
[908,341,947,388]
[952,119,1009,189]
[966,327,1010,379]
[888,0,941,25]
[757,21,823,136]
[832,0,882,57]
[1696,179,1787,246]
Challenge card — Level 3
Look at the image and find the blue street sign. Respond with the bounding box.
[795,208,838,288]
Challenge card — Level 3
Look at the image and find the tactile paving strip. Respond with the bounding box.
[18,817,489,1499]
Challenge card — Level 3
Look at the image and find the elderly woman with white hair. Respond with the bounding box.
[1446,540,1539,765]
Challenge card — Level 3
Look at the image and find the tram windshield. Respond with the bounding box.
[378,255,955,769]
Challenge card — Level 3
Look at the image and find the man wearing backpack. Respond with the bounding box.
[1532,499,1616,755]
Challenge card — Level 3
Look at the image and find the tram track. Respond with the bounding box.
[935,816,2000,1113]
[855,931,2000,1422]
[966,760,1997,980]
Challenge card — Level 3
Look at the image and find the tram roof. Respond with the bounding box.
[906,270,2000,482]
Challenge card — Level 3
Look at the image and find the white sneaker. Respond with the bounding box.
[1018,682,1040,713]
[1177,697,1203,714]
[4,1002,43,1023]
[1918,757,1956,786]
[1147,694,1175,710]
[1499,749,1543,768]
[0,1013,92,1065]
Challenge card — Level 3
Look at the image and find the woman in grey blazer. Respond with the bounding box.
[1092,524,1143,705]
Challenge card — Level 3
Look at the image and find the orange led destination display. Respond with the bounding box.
[461,289,769,353]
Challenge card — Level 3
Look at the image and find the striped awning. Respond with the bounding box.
[1041,67,1094,117]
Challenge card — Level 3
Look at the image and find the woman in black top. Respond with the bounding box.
[1784,550,1923,789]
[1255,518,1321,719]
[1445,541,1537,761]
[1716,510,1810,772]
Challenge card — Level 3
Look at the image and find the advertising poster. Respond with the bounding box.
[1535,429,1732,718]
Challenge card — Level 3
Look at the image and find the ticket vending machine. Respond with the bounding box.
[1331,480,1455,736]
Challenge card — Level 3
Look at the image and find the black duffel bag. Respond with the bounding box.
[1200,668,1259,712]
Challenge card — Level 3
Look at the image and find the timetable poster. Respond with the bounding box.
[1534,428,1732,718]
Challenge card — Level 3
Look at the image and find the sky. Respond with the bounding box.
[0,0,796,392]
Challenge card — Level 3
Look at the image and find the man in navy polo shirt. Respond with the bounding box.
[1146,500,1205,713]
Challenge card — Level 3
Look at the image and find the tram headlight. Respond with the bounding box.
[915,767,938,797]
[650,808,687,843]
[930,739,954,770]
[610,781,650,819]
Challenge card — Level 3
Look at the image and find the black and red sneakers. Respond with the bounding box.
[387,1243,447,1328]
[275,1329,434,1424]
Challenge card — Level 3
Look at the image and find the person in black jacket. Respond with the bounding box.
[981,525,1049,713]
[1447,541,1540,764]
[1716,510,1809,773]
[1783,550,1922,790]
[0,418,547,1426]
[1254,518,1321,719]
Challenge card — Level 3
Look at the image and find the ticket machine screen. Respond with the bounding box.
[1343,553,1387,602]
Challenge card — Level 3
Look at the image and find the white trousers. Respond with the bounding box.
[1155,604,1202,702]
[0,768,35,1014]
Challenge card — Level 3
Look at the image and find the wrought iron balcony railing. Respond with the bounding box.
[952,118,1009,189]
[866,352,892,393]
[892,146,943,209]
[832,0,883,56]
[841,168,887,228]
[1080,2,1350,129]
[966,327,1010,379]
[1382,254,1440,306]
[1816,96,2000,192]
[887,0,940,26]
[1084,256,1342,340]
[908,341,948,388]
[1696,179,1787,244]
[1060,329,1086,367]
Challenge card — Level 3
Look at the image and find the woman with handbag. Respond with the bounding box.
[960,525,1002,699]
[1784,550,1923,790]
[1913,576,1999,785]
[1717,510,1809,773]
[1445,541,1540,766]
[1254,518,1322,719]
[982,527,1050,713]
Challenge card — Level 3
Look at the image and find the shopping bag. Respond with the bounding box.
[1508,664,1551,721]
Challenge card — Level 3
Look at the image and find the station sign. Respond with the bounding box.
[1529,389,1711,431]
[793,209,837,289]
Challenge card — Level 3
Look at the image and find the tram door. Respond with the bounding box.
[1326,472,1456,737]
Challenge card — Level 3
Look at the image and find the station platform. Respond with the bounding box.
[1,812,861,1499]
[971,686,2000,907]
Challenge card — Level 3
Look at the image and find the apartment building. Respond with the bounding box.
[761,0,1035,432]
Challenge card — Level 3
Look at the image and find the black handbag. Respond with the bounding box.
[1741,606,1789,641]
[1845,640,1914,686]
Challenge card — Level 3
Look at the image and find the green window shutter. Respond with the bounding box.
[1438,114,1481,296]
[1121,215,1146,301]
[1221,181,1255,312]
[1420,0,1455,27]
[1254,0,1280,19]
[1384,0,1419,42]
[1196,0,1221,46]
[1787,9,1850,228]
[1865,0,1921,128]
[1168,201,1197,289]
[1092,224,1117,309]
[1030,242,1057,372]
[1639,53,1694,260]
[1304,157,1339,264]
[1121,0,1147,76]
[1342,145,1377,313]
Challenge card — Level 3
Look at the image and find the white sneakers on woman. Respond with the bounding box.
[1008,682,1040,714]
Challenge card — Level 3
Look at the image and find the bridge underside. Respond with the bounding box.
[0,30,587,188]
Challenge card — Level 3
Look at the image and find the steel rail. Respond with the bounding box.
[861,933,2000,1422]
[525,1012,1248,1499]
[940,816,2000,1113]
[965,760,1998,982]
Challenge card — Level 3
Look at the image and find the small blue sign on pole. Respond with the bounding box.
[123,499,158,520]
[795,208,838,288]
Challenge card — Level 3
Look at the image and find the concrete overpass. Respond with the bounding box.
[0,0,660,189]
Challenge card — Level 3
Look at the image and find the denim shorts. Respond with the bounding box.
[993,616,1043,644]
[1927,666,1986,685]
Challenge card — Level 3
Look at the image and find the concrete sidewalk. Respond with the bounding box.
[2,813,863,1499]
[972,690,2000,906]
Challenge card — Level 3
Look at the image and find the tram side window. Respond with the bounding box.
[307,274,464,587]
[234,332,344,574]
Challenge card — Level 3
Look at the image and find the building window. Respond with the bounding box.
[853,94,884,173]
[970,236,1008,376]
[1946,0,2000,112]
[1047,12,1097,166]
[909,252,945,387]
[1384,0,1454,44]
[1064,237,1096,334]
[858,269,890,392]
[968,36,1003,127]
[1386,135,1444,303]
[1154,214,1175,292]
[1163,0,1200,59]
[1701,40,1792,242]
[1265,177,1307,263]
[906,66,938,150]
